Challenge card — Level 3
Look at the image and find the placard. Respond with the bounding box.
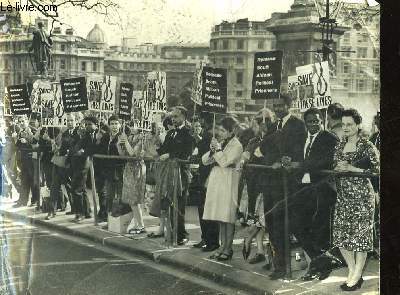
[60,77,88,113]
[7,84,32,115]
[201,66,227,114]
[118,82,133,121]
[251,51,283,99]
[294,61,332,111]
[191,61,205,105]
[146,71,167,112]
[87,75,117,113]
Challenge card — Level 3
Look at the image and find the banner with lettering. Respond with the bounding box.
[7,84,32,115]
[201,66,227,114]
[87,75,117,113]
[294,61,332,112]
[146,71,167,112]
[60,77,89,113]
[191,61,205,105]
[251,50,283,99]
[131,90,152,131]
[118,82,134,121]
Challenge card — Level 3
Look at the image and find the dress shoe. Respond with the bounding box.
[217,250,233,261]
[301,271,318,281]
[317,269,332,280]
[202,244,220,252]
[340,277,363,291]
[269,270,286,280]
[85,214,92,219]
[66,211,74,215]
[193,240,206,248]
[13,203,25,208]
[248,253,266,264]
[209,252,222,259]
[177,238,188,246]
[73,215,84,223]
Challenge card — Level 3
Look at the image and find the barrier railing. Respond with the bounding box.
[12,149,378,280]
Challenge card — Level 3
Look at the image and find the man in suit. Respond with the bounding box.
[289,107,340,280]
[158,106,195,245]
[259,94,307,279]
[13,115,36,207]
[69,116,98,222]
[192,115,220,251]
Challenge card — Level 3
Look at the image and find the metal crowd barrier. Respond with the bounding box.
[12,149,379,280]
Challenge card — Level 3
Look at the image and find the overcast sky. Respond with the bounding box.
[20,0,372,46]
[21,0,296,45]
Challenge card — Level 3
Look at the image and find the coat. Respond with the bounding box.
[202,137,243,224]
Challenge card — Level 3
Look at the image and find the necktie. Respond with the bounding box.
[277,119,283,130]
[305,135,315,158]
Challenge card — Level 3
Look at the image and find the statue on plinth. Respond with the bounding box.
[29,22,52,76]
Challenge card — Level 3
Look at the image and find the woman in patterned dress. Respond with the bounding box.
[333,109,379,291]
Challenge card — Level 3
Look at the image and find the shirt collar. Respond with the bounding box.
[307,131,320,141]
[280,113,291,127]
[177,123,185,130]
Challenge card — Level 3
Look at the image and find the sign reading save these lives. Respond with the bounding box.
[292,61,332,112]
[118,82,134,121]
[201,66,227,114]
[60,77,89,113]
[251,51,283,99]
[87,75,117,113]
[7,84,32,115]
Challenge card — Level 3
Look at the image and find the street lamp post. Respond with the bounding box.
[318,0,338,61]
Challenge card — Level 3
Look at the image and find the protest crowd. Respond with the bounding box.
[0,93,380,292]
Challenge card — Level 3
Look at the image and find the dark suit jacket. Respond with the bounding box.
[273,115,307,163]
[157,126,194,161]
[300,130,339,206]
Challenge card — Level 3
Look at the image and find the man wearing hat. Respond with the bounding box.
[69,116,98,222]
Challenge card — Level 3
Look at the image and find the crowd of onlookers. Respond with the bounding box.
[0,95,380,291]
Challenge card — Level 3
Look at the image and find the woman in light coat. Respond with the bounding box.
[202,116,243,261]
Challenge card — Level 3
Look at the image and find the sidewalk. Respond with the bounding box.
[0,196,379,295]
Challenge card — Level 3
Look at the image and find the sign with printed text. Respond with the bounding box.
[31,80,67,127]
[292,61,332,112]
[87,75,117,113]
[132,90,152,131]
[251,50,283,99]
[191,61,205,105]
[201,66,227,114]
[146,71,167,112]
[118,82,134,121]
[60,77,89,113]
[7,84,32,115]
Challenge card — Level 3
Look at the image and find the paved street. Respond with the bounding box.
[0,215,246,295]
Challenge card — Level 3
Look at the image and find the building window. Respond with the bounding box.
[81,61,86,71]
[236,90,243,97]
[236,71,243,84]
[258,40,264,49]
[341,47,352,57]
[222,57,228,64]
[212,40,217,50]
[18,59,21,69]
[237,57,243,64]
[4,74,10,86]
[343,32,350,43]
[373,49,378,59]
[61,44,66,51]
[373,64,379,75]
[93,61,97,72]
[123,62,128,69]
[5,43,9,52]
[343,62,350,74]
[357,47,368,58]
[343,79,351,89]
[17,73,22,84]
[130,63,135,69]
[60,59,66,70]
[372,80,380,93]
[356,79,366,92]
[223,40,229,50]
[4,60,8,70]
[357,33,369,43]
[237,39,244,50]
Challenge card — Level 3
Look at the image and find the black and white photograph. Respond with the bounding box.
[0,0,393,294]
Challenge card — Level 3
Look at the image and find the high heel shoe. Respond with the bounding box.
[217,250,233,261]
[242,238,251,260]
[340,277,363,291]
